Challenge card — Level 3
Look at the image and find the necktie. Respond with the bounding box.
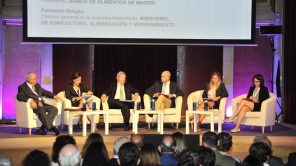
[119,85,124,101]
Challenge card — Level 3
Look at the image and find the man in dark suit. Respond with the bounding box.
[17,72,61,135]
[101,71,139,131]
[146,70,183,111]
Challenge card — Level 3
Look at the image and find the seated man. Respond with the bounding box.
[146,70,183,112]
[159,135,178,166]
[17,72,61,135]
[101,71,139,131]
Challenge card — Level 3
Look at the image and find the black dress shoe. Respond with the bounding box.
[35,128,47,135]
[50,127,60,136]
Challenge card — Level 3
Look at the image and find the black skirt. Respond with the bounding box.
[253,103,261,112]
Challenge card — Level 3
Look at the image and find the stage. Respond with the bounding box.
[0,122,296,166]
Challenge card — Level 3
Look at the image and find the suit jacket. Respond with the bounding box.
[215,151,236,166]
[145,81,184,99]
[247,85,270,104]
[202,83,229,109]
[104,83,138,100]
[287,152,296,166]
[65,84,89,101]
[109,158,119,166]
[17,82,54,104]
[160,153,178,166]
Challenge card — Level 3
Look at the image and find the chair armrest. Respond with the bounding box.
[175,96,183,117]
[218,97,228,120]
[15,98,34,126]
[144,94,151,109]
[260,94,277,122]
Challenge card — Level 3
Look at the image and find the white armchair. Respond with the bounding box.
[231,93,276,133]
[144,94,183,130]
[187,90,227,132]
[101,97,141,125]
[56,91,101,130]
[15,97,62,135]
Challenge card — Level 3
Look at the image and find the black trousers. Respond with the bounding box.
[33,104,58,130]
[108,99,134,126]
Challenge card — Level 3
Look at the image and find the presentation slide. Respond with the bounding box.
[25,0,254,42]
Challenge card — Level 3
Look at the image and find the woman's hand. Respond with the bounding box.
[87,91,93,95]
[213,96,221,101]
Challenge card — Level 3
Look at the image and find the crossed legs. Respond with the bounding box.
[226,99,254,131]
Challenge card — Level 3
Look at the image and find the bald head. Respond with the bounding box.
[59,144,80,166]
[161,70,171,83]
[26,72,38,86]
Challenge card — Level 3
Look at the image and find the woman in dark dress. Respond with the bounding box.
[225,74,270,133]
[65,72,93,125]
[190,71,229,129]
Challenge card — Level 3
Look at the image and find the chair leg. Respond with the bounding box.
[270,126,273,132]
[171,123,174,128]
[176,123,179,130]
[251,126,254,131]
[262,127,265,134]
[19,127,22,134]
[148,123,151,130]
[29,128,32,135]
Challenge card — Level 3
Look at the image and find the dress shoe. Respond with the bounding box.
[35,128,47,135]
[50,127,60,136]
[230,128,240,133]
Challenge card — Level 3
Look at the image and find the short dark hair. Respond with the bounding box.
[242,154,263,166]
[253,74,265,87]
[52,135,76,163]
[82,142,109,166]
[217,132,233,152]
[119,142,139,166]
[23,150,50,166]
[202,132,218,149]
[69,72,82,85]
[177,149,198,166]
[249,142,272,163]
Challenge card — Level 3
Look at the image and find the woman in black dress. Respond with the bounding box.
[225,74,270,133]
[65,72,93,125]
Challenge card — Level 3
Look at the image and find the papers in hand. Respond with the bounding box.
[203,98,213,101]
[242,98,253,101]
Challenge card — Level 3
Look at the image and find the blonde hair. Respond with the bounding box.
[208,71,221,89]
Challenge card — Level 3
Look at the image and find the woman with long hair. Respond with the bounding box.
[225,74,270,133]
[81,133,104,158]
[139,143,161,166]
[190,71,228,130]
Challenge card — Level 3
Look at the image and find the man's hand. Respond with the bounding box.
[168,94,174,98]
[101,94,107,102]
[54,95,63,102]
[30,100,37,109]
[154,93,160,98]
[132,93,140,101]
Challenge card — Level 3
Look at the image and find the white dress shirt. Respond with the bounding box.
[161,81,170,95]
[26,82,43,102]
[114,83,126,100]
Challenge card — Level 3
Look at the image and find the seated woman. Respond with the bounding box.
[65,72,94,126]
[225,74,270,133]
[190,71,228,130]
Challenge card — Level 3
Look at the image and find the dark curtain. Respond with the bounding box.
[283,0,296,123]
[53,45,93,94]
[94,45,177,97]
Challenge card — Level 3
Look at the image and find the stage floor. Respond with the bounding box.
[0,122,296,166]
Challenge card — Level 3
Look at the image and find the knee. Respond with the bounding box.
[157,95,165,100]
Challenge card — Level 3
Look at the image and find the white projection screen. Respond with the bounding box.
[23,0,256,44]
